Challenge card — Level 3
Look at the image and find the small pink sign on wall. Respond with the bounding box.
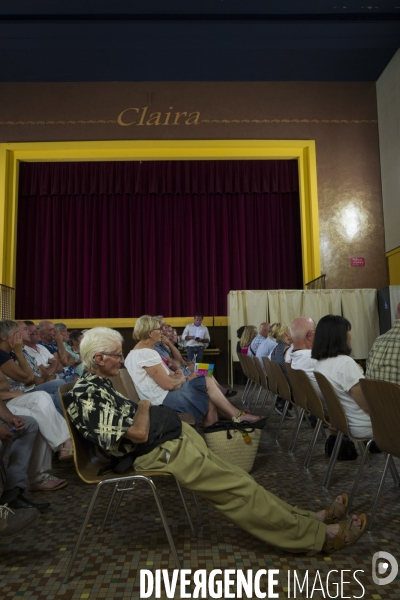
[350,257,365,267]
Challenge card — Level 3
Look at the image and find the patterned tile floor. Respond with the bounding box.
[1,386,400,599]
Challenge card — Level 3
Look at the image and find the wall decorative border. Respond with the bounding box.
[0,139,320,325]
[0,118,377,126]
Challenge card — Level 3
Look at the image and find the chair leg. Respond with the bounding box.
[191,492,203,527]
[141,476,182,569]
[264,394,278,431]
[288,408,304,454]
[303,419,322,470]
[241,379,250,404]
[367,453,391,532]
[175,480,197,538]
[109,481,129,526]
[259,389,269,411]
[388,455,400,485]
[348,439,373,513]
[323,432,343,490]
[275,401,289,442]
[63,481,104,584]
[100,482,119,534]
[250,386,262,411]
[243,380,255,407]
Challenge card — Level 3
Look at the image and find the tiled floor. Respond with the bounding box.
[1,386,400,599]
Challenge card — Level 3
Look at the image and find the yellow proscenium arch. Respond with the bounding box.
[0,139,320,325]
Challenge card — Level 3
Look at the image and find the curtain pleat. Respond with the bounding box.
[16,160,303,319]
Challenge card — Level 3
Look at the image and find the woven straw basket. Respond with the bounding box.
[203,422,262,473]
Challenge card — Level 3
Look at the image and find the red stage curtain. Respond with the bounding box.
[16,160,303,319]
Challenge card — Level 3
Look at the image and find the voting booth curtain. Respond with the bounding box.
[228,289,380,361]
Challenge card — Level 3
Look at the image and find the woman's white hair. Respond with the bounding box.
[80,327,123,371]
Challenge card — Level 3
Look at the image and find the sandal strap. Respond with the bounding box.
[324,493,348,525]
[323,514,366,553]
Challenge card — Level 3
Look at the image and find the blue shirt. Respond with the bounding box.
[256,337,278,364]
[249,334,265,356]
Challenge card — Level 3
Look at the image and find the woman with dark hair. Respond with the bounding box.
[312,315,372,438]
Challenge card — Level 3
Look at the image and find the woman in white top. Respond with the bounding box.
[125,315,260,426]
[312,315,372,438]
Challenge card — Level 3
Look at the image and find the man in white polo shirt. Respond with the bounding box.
[182,313,210,363]
[285,316,322,399]
[23,322,64,378]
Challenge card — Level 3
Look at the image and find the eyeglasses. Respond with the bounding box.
[150,327,162,332]
[101,352,124,360]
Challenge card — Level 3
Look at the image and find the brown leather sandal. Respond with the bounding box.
[323,493,348,524]
[323,514,366,553]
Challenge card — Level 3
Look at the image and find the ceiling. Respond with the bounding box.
[1,1,400,82]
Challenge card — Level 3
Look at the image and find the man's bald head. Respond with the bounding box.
[290,317,316,350]
[259,322,270,337]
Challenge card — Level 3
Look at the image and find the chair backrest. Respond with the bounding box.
[285,364,308,410]
[237,352,247,377]
[253,356,268,390]
[58,383,112,484]
[119,368,140,403]
[109,373,129,397]
[294,369,327,421]
[270,361,291,403]
[244,355,260,386]
[314,371,351,436]
[360,379,400,457]
[262,357,277,395]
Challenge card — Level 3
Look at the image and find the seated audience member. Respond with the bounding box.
[155,321,237,398]
[182,313,210,363]
[125,316,259,426]
[0,493,40,539]
[286,317,322,398]
[366,302,400,385]
[239,326,257,354]
[65,326,366,555]
[0,320,72,490]
[24,321,64,379]
[312,315,372,439]
[269,323,295,419]
[8,321,65,414]
[236,326,246,356]
[37,320,78,382]
[64,330,84,377]
[248,322,270,357]
[256,324,278,364]
[0,397,50,513]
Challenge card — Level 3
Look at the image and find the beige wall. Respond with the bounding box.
[0,81,388,290]
[377,50,400,255]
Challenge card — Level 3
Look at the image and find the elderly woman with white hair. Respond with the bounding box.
[124,316,260,426]
[65,326,367,556]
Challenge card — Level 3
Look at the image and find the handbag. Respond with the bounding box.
[325,434,358,461]
[203,420,263,472]
[112,405,182,474]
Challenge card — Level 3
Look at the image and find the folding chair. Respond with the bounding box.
[59,384,201,583]
[262,357,279,427]
[285,365,312,454]
[314,372,372,490]
[270,361,293,442]
[355,379,400,530]
[253,357,274,412]
[292,369,329,468]
[237,353,251,405]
